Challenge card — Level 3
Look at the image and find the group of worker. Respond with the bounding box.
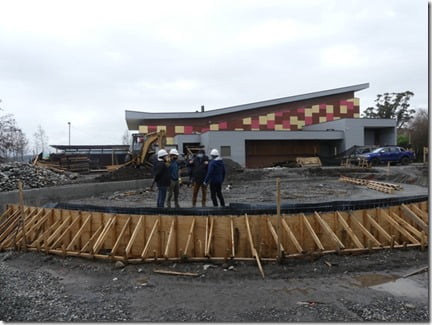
[152,148,226,208]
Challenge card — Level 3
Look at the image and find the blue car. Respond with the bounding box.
[358,146,416,166]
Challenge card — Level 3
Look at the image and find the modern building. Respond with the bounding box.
[125,83,396,167]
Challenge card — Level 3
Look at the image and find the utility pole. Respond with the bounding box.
[68,122,71,146]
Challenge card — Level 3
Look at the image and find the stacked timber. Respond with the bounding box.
[59,155,90,173]
[339,176,403,194]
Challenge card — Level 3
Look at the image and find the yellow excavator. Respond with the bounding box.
[129,129,167,167]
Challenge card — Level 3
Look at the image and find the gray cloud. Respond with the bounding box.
[0,0,427,149]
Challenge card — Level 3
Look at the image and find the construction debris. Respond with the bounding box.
[296,157,322,168]
[339,176,403,194]
[153,269,200,277]
[0,162,78,192]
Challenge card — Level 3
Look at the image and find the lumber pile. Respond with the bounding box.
[339,176,403,194]
[296,157,322,167]
[58,155,90,173]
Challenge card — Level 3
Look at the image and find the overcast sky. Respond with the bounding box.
[0,0,428,151]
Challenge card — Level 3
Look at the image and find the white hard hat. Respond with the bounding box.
[169,148,179,156]
[210,149,219,156]
[157,149,168,158]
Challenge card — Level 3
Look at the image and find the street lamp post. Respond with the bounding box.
[68,122,71,146]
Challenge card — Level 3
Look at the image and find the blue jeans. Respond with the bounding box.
[157,186,167,207]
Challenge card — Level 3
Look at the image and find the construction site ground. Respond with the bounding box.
[0,163,429,322]
[65,164,428,208]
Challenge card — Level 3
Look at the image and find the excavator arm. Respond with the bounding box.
[136,130,166,165]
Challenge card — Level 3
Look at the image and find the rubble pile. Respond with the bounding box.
[0,162,78,192]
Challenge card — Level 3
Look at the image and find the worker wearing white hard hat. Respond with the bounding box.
[167,148,180,208]
[204,148,226,207]
[152,149,170,207]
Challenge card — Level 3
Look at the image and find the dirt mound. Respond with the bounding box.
[223,158,243,176]
[95,166,152,182]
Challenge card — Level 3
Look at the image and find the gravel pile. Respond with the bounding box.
[0,162,78,192]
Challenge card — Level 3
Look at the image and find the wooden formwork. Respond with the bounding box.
[0,202,428,277]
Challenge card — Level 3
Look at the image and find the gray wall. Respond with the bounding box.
[304,118,396,150]
[0,179,153,213]
[174,118,396,166]
[178,130,343,166]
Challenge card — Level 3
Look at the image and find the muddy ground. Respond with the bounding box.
[0,164,429,322]
[0,248,428,322]
[65,164,428,208]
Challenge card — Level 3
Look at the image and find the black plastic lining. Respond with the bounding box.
[53,195,428,216]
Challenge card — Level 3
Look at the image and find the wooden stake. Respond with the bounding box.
[281,218,304,254]
[267,217,284,255]
[379,209,420,245]
[390,211,423,241]
[365,213,398,245]
[183,218,196,257]
[164,219,175,258]
[302,214,324,251]
[153,269,199,277]
[66,214,92,251]
[401,204,428,233]
[230,216,235,258]
[205,217,214,257]
[141,218,159,259]
[349,212,382,247]
[125,215,144,258]
[410,204,428,223]
[111,216,131,256]
[314,212,345,250]
[245,214,265,279]
[336,212,363,248]
[276,178,282,260]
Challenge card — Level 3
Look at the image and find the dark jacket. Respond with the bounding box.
[168,160,179,181]
[188,155,209,184]
[204,158,225,184]
[153,159,170,187]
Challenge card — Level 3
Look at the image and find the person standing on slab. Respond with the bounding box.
[152,149,170,208]
[204,149,225,207]
[188,149,209,207]
[167,148,180,208]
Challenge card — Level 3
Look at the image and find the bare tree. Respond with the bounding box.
[33,124,49,154]
[121,129,131,146]
[0,107,29,161]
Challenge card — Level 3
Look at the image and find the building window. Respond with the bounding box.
[220,146,231,157]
